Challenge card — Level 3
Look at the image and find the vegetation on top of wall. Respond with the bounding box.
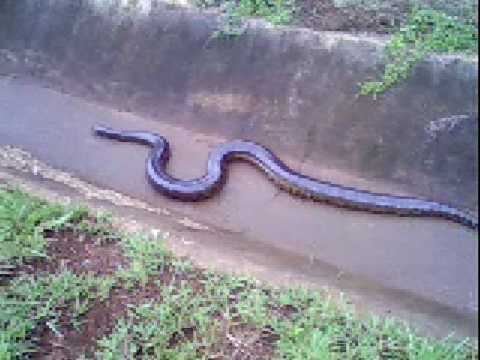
[360,6,478,97]
[198,0,295,37]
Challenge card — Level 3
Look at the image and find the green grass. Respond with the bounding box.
[232,0,295,25]
[200,0,295,38]
[116,233,169,288]
[0,186,88,273]
[360,6,478,97]
[0,271,113,359]
[0,185,113,359]
[0,185,477,359]
[96,236,478,359]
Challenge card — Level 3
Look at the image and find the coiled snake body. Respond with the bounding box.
[93,125,477,230]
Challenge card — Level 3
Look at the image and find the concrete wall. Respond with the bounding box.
[0,0,478,210]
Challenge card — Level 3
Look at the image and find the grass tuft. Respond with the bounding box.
[0,187,88,270]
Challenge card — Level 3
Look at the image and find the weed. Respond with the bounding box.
[0,188,88,270]
[233,0,295,24]
[116,232,169,287]
[95,285,217,359]
[0,271,113,359]
[360,6,478,97]
[73,210,118,244]
[210,0,295,38]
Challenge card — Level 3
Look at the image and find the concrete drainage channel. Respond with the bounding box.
[0,0,478,338]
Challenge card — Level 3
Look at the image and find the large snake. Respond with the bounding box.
[93,125,478,230]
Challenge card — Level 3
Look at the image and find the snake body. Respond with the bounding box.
[93,125,477,230]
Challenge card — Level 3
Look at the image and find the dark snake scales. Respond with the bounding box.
[93,125,478,230]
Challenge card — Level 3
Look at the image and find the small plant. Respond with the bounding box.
[213,0,295,38]
[0,187,87,269]
[0,271,112,359]
[360,6,478,97]
[73,209,118,244]
[117,232,169,287]
[233,0,295,24]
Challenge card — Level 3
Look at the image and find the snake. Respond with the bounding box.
[92,125,478,230]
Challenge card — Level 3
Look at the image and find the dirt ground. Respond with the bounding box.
[25,228,127,359]
[294,0,408,33]
[286,0,476,33]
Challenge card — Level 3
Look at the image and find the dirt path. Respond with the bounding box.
[0,76,477,338]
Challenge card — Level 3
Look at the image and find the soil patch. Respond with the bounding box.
[26,232,123,277]
[293,0,407,33]
[31,284,164,359]
[292,0,477,33]
[200,0,476,33]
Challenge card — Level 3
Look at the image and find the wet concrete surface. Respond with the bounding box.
[1,0,478,211]
[0,76,478,338]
